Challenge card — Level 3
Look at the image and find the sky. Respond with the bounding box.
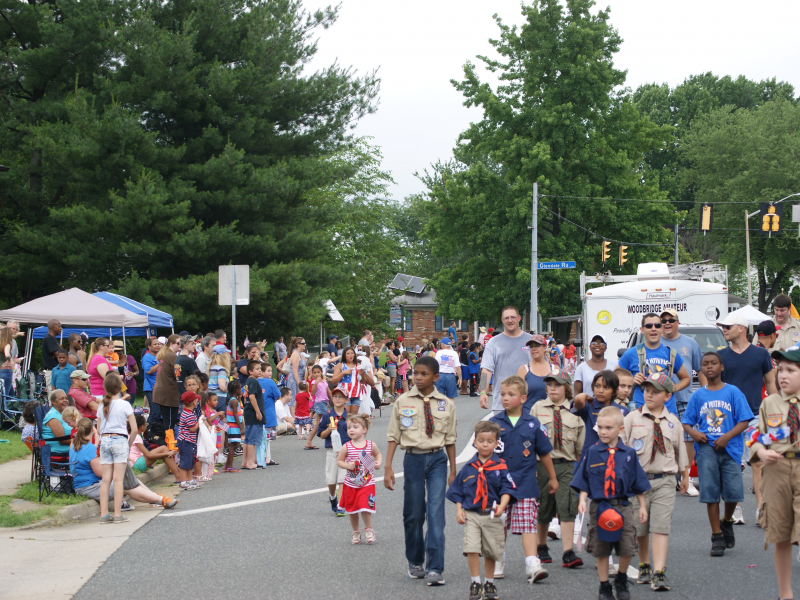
[303,0,800,202]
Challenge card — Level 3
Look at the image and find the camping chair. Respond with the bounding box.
[0,379,24,430]
[34,403,74,501]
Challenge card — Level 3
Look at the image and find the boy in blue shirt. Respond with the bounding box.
[572,405,650,600]
[256,374,281,468]
[319,386,351,517]
[447,420,516,600]
[50,350,76,394]
[489,375,557,584]
[681,351,753,557]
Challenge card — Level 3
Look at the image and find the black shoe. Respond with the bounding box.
[614,571,631,600]
[599,581,615,600]
[651,568,670,591]
[636,562,652,584]
[468,582,483,600]
[537,544,552,564]
[562,549,583,568]
[469,393,478,397]
[329,495,338,513]
[710,532,726,557]
[483,581,498,600]
[720,518,735,548]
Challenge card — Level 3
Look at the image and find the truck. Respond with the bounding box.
[580,262,730,356]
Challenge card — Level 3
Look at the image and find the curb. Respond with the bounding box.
[18,463,171,530]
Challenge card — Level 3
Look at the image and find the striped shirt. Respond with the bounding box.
[343,439,375,489]
[226,402,243,438]
[178,408,198,443]
[340,365,363,399]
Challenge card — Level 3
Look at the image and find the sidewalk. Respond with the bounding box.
[0,455,34,496]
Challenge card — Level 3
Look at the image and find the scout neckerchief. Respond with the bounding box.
[602,446,616,498]
[641,409,667,461]
[423,396,434,437]
[469,457,508,511]
[552,404,564,449]
[787,396,800,444]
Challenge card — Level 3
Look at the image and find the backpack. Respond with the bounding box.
[459,345,469,365]
[635,343,677,379]
[144,421,167,449]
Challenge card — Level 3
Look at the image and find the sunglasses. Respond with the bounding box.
[590,341,606,346]
[643,323,663,329]
[719,324,734,331]
[661,318,678,324]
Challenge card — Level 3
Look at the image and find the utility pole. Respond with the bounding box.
[745,209,752,306]
[674,221,679,266]
[530,182,538,333]
[231,267,237,360]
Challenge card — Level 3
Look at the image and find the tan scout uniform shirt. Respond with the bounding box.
[387,386,457,451]
[774,317,800,351]
[622,406,688,474]
[750,392,800,461]
[530,399,585,461]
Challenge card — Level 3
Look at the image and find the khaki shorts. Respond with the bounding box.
[325,449,345,486]
[463,510,505,561]
[585,500,638,559]
[759,459,800,545]
[632,475,676,536]
[537,461,578,523]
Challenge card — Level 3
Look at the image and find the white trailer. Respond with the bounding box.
[580,262,729,355]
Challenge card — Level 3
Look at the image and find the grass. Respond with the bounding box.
[0,430,31,465]
[13,481,86,506]
[0,495,58,528]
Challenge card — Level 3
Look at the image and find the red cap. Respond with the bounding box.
[181,391,199,404]
[488,328,494,333]
[397,336,404,342]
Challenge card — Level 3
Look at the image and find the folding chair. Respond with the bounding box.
[0,379,24,430]
[34,404,74,501]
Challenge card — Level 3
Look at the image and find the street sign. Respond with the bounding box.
[537,261,576,270]
[219,265,250,306]
[389,304,402,325]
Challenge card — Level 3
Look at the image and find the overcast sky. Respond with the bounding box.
[304,0,800,201]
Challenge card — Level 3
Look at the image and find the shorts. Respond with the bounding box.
[75,478,140,501]
[312,401,329,415]
[696,442,744,503]
[675,402,694,442]
[295,417,312,427]
[338,483,376,514]
[585,500,638,558]
[387,364,397,377]
[434,373,458,399]
[537,462,578,523]
[460,366,469,380]
[504,497,539,534]
[632,475,677,536]
[227,429,242,444]
[132,456,147,472]
[347,398,361,407]
[463,510,505,561]
[99,436,129,465]
[244,424,264,446]
[326,449,345,486]
[177,439,196,470]
[759,458,800,545]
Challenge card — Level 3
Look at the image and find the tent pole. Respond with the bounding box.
[123,327,127,354]
[24,328,33,376]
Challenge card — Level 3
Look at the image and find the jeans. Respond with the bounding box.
[147,402,179,432]
[143,391,152,406]
[403,449,447,573]
[0,368,13,395]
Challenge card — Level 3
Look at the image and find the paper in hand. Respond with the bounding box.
[575,512,585,554]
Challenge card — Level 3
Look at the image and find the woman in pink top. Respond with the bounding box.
[87,338,113,398]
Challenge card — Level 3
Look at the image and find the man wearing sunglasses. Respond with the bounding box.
[618,313,691,415]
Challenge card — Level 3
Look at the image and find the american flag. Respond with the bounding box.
[359,448,375,475]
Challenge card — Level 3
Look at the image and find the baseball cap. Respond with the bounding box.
[543,367,572,386]
[69,370,90,380]
[157,336,168,344]
[440,338,452,345]
[327,334,337,341]
[590,334,608,345]
[488,328,494,333]
[642,372,674,393]
[596,501,624,543]
[179,335,196,346]
[717,313,749,328]
[181,391,199,404]
[397,336,404,342]
[331,386,349,397]
[756,320,778,336]
[772,345,800,363]
[660,308,679,319]
[178,330,191,337]
[526,334,547,347]
[212,345,231,354]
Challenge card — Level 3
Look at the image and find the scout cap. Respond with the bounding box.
[771,345,800,363]
[331,385,349,397]
[596,501,624,542]
[642,372,673,393]
[543,366,572,385]
[756,320,778,336]
[660,308,679,319]
[70,370,90,380]
[526,334,547,347]
[717,313,748,328]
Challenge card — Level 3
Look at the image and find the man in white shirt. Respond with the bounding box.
[434,338,461,400]
[479,306,533,412]
[275,393,294,434]
[195,336,214,375]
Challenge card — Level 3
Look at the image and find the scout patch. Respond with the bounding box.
[767,416,783,428]
[665,439,672,453]
[540,424,548,435]
[400,416,413,427]
[632,438,645,452]
[434,421,443,431]
[438,399,447,408]
[399,407,416,417]
[668,421,674,428]
[523,449,530,457]
[523,440,531,448]
[529,422,535,429]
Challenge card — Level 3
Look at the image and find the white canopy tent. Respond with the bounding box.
[0,288,148,373]
[727,304,772,326]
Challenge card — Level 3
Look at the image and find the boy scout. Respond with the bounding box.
[385,356,457,587]
[622,373,689,592]
[530,367,586,569]
[749,346,800,600]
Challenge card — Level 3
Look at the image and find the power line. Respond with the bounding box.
[539,206,674,248]
[540,194,770,206]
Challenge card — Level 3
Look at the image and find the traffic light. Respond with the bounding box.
[601,240,611,262]
[619,245,628,266]
[760,203,783,235]
[700,204,713,235]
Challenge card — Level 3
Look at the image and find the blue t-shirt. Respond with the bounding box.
[718,345,773,413]
[70,443,100,489]
[258,377,281,428]
[681,384,754,463]
[618,343,684,414]
[318,408,350,449]
[468,351,480,375]
[142,352,158,392]
[659,334,702,407]
[42,407,72,455]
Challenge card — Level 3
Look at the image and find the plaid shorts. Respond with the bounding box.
[504,497,539,534]
[675,402,693,442]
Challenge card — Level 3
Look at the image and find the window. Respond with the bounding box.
[460,320,468,332]
[434,316,443,332]
[404,310,413,332]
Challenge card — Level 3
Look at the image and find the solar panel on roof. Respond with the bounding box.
[388,273,426,294]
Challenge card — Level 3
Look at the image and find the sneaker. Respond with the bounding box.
[755,507,761,527]
[637,562,652,584]
[179,482,198,491]
[732,505,745,525]
[351,530,361,545]
[710,532,726,557]
[426,571,445,586]
[364,527,376,544]
[407,564,426,579]
[468,582,483,600]
[160,496,179,509]
[99,514,114,524]
[651,569,670,591]
[234,446,243,456]
[548,518,562,539]
[689,476,700,487]
[526,561,548,583]
[613,571,631,600]
[335,508,346,517]
[562,549,583,568]
[112,515,130,524]
[120,501,134,512]
[720,518,735,548]
[537,544,553,564]
[493,558,504,579]
[684,481,699,497]
[599,581,615,600]
[329,495,338,513]
[608,556,618,576]
[222,448,229,456]
[483,581,498,600]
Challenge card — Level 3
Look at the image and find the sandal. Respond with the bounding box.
[303,445,319,450]
[364,527,376,544]
[223,467,241,473]
[266,460,279,466]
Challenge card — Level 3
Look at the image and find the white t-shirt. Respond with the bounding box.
[275,401,291,422]
[435,348,460,374]
[98,397,134,435]
[195,352,210,375]
[319,357,330,371]
[573,359,619,398]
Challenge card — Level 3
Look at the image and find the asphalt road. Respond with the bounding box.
[74,399,794,600]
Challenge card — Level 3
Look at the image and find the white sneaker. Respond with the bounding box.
[685,481,699,497]
[608,556,618,575]
[755,508,760,527]
[548,518,562,540]
[526,558,548,583]
[689,477,700,487]
[494,559,504,579]
[733,505,745,525]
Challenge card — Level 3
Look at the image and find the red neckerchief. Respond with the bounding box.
[470,457,508,511]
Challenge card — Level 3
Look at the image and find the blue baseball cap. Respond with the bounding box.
[440,338,452,345]
[596,501,624,543]
[212,345,230,355]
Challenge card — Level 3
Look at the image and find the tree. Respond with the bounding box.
[683,100,800,310]
[0,0,379,339]
[418,0,674,324]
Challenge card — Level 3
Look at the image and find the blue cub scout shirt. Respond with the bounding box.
[489,411,553,500]
[570,440,650,500]
[318,409,350,449]
[573,399,630,452]
[446,453,518,511]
